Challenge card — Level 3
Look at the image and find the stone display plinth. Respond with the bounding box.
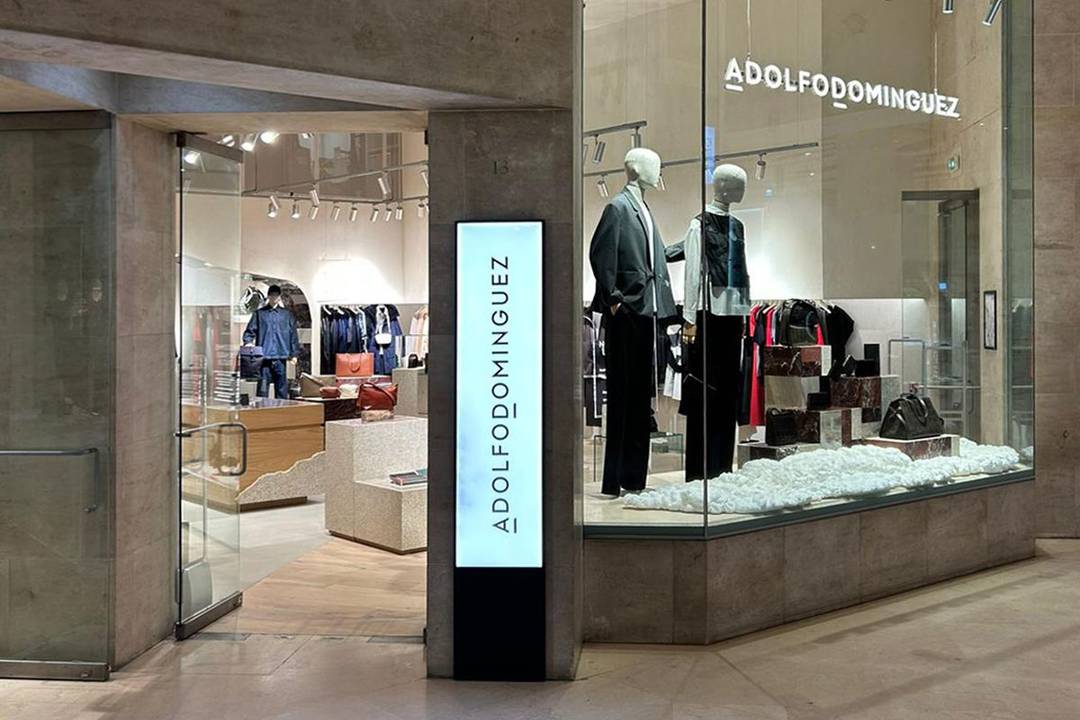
[860,434,960,460]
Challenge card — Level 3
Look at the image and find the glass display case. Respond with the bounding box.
[582,0,1034,535]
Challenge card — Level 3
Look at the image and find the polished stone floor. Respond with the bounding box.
[3,540,1079,719]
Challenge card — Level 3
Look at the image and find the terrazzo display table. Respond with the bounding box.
[324,416,427,553]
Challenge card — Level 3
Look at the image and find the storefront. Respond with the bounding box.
[579,0,1034,642]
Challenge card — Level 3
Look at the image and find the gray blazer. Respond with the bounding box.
[588,188,678,323]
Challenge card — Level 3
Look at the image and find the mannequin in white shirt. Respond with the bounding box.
[667,163,752,481]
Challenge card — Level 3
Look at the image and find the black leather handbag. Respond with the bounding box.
[766,408,799,446]
[880,394,945,440]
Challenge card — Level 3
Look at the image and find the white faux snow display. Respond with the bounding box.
[623,439,1020,515]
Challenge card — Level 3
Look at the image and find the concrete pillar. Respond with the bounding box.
[111,119,178,665]
[426,108,582,679]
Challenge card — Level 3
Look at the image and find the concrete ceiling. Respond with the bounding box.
[126,110,428,135]
[0,74,93,111]
[584,0,697,31]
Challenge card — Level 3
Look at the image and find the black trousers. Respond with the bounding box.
[602,309,655,495]
[681,313,743,481]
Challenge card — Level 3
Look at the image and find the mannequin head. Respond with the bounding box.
[713,164,747,206]
[624,148,662,189]
[267,284,283,307]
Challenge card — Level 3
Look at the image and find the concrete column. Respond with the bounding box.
[1034,2,1080,537]
[112,119,177,665]
[426,108,582,679]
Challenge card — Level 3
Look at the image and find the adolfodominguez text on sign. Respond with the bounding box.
[455,221,543,569]
[724,57,961,119]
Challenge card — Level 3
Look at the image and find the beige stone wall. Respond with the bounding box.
[112,119,178,666]
[926,3,1005,444]
[1034,0,1080,536]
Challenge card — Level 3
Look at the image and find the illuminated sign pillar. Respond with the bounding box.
[453,221,545,680]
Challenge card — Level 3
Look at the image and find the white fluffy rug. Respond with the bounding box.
[624,439,1020,515]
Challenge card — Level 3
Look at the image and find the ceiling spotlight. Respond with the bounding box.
[983,0,1003,25]
[331,203,342,221]
[755,154,767,181]
[597,176,609,198]
[419,167,429,188]
[943,0,954,13]
[221,134,235,147]
[309,188,320,207]
[267,195,280,219]
[384,204,394,222]
[300,132,312,140]
[377,173,390,198]
[632,131,642,148]
[240,134,257,152]
[370,205,381,223]
[395,204,404,221]
[259,130,279,144]
[308,202,320,221]
[349,204,359,222]
[592,137,606,165]
[582,139,591,165]
[657,174,666,191]
[417,201,426,218]
[290,199,301,220]
[182,149,201,166]
[423,202,430,217]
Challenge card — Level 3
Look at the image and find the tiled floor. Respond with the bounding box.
[3,540,1079,719]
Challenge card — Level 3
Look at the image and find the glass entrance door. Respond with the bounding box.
[176,134,247,637]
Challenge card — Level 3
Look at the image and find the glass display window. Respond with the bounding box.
[582,0,1034,535]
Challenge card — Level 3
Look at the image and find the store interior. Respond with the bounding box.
[179,130,430,636]
[581,0,1034,531]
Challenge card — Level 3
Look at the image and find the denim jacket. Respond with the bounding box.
[243,305,300,359]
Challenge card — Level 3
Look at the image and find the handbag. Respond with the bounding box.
[319,386,341,399]
[765,408,799,446]
[336,352,375,377]
[359,382,398,411]
[880,393,945,440]
[855,359,880,377]
[239,346,264,379]
[300,373,334,397]
[339,384,359,399]
[806,392,830,411]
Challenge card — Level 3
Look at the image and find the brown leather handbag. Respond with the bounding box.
[336,352,375,377]
[359,382,398,411]
[319,386,341,399]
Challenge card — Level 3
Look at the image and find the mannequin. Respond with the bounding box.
[589,148,677,496]
[667,164,751,480]
[243,284,300,399]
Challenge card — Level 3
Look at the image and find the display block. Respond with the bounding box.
[738,440,819,464]
[324,417,428,552]
[796,408,852,448]
[830,376,883,409]
[762,345,832,377]
[860,434,960,460]
[392,367,429,417]
[764,376,819,410]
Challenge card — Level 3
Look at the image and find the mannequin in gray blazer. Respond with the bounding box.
[589,148,677,496]
[589,188,677,322]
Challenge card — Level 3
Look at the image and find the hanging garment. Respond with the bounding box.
[364,304,403,374]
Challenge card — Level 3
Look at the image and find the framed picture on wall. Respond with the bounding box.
[983,290,998,350]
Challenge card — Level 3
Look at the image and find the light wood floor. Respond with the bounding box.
[205,537,426,637]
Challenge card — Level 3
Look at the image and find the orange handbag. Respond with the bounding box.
[335,353,374,377]
[359,382,398,411]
